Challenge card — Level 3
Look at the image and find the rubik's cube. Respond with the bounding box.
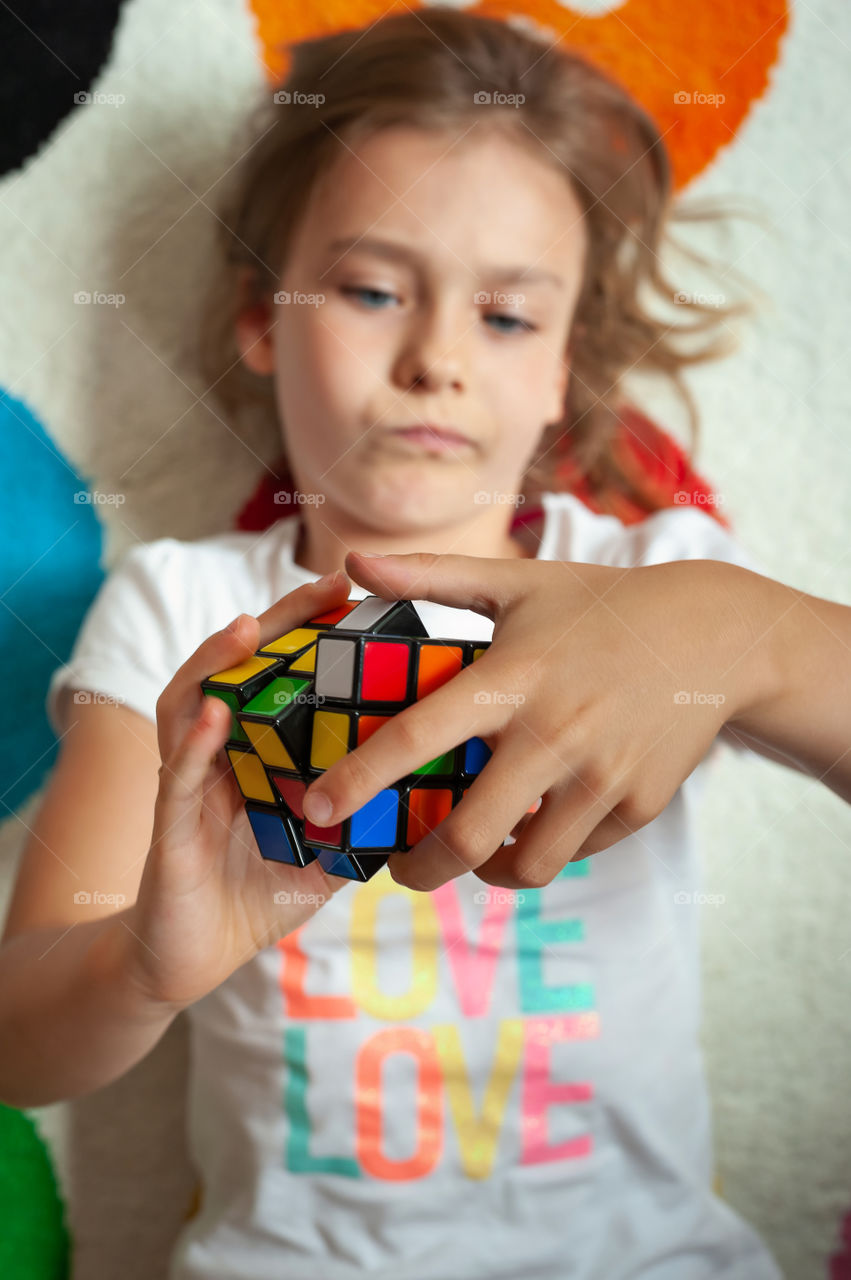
[200,596,491,881]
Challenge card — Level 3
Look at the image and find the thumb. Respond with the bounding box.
[153,693,233,851]
[343,549,524,618]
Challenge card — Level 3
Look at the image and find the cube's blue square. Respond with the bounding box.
[315,848,361,879]
[350,788,400,849]
[247,805,300,864]
[463,736,490,774]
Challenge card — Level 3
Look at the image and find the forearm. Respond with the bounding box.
[0,907,182,1108]
[719,563,851,802]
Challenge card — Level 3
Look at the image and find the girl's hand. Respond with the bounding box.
[302,551,762,893]
[128,570,355,1011]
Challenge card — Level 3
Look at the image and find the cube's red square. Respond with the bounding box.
[309,603,357,626]
[304,817,344,843]
[357,714,391,744]
[361,640,409,702]
[406,787,453,846]
[271,774,307,819]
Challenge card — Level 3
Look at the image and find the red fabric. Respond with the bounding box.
[234,407,731,535]
[544,404,731,530]
[830,1208,851,1279]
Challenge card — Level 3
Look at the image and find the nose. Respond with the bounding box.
[391,302,469,393]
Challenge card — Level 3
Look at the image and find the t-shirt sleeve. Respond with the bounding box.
[45,538,193,736]
[588,502,768,576]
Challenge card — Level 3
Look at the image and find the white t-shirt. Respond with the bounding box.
[46,492,782,1280]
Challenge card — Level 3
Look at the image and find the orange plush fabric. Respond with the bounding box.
[249,0,789,191]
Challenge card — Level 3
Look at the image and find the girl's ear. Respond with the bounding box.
[234,266,276,376]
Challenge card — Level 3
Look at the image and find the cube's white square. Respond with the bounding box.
[335,597,397,632]
[315,636,356,700]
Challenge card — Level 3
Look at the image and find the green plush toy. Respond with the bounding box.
[0,1104,69,1278]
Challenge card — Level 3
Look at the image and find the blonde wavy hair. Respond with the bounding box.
[198,6,759,516]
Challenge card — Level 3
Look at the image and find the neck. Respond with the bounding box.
[290,507,535,577]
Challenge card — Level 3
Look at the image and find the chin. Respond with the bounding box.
[342,468,470,530]
[356,503,445,537]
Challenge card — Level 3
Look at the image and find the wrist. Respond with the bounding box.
[85,905,187,1024]
[710,562,790,732]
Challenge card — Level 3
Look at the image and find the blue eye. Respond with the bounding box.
[340,285,536,333]
[485,314,536,334]
[341,285,397,309]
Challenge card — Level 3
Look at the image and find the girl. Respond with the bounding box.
[2,8,848,1278]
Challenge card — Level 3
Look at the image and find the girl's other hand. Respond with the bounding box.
[301,551,766,893]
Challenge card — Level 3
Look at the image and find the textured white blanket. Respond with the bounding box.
[0,2,848,1276]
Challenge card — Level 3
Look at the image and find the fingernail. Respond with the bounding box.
[224,614,243,633]
[316,569,344,587]
[356,551,387,559]
[304,791,333,824]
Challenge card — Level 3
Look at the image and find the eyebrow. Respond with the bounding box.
[325,236,565,290]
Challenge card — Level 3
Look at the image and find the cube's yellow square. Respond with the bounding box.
[259,627,319,658]
[289,642,317,675]
[206,654,278,686]
[226,747,276,803]
[242,720,297,770]
[310,711,352,771]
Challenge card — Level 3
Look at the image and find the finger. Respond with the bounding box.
[385,737,555,893]
[567,792,671,861]
[506,802,541,844]
[153,693,234,850]
[157,614,258,763]
[157,570,350,762]
[303,657,512,826]
[254,568,351,647]
[343,549,528,619]
[474,774,628,889]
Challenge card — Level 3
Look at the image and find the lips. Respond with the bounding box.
[387,422,473,448]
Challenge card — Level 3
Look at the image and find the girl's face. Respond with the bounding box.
[238,125,587,553]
